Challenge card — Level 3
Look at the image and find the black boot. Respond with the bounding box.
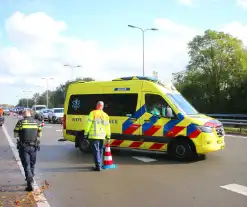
[93,165,101,171]
[25,180,33,191]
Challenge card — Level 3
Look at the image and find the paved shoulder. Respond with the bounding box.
[0,126,36,206]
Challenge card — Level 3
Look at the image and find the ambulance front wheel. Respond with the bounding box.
[168,139,196,161]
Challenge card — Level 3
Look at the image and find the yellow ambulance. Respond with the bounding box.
[63,76,225,161]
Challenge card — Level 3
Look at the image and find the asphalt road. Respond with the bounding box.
[1,115,247,207]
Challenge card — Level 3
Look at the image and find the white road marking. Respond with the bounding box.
[220,183,247,196]
[2,125,51,207]
[226,134,247,139]
[132,156,157,162]
[56,129,62,132]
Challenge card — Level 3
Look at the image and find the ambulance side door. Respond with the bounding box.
[102,86,142,148]
[140,92,176,151]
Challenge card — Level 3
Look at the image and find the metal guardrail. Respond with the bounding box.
[208,114,247,130]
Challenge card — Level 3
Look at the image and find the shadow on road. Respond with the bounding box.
[37,143,206,168]
[111,148,206,163]
[38,166,94,173]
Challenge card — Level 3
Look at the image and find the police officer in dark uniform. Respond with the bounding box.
[14,109,42,191]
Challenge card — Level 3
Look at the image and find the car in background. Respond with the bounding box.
[39,109,53,121]
[15,107,24,115]
[2,107,11,116]
[48,108,64,124]
[0,116,4,126]
[31,105,47,119]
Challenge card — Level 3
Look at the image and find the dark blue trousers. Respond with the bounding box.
[18,145,37,182]
[89,139,105,167]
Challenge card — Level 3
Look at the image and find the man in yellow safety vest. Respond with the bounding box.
[84,101,111,171]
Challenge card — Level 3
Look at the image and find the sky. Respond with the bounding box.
[0,0,247,105]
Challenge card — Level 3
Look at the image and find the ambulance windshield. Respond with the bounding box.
[166,93,199,115]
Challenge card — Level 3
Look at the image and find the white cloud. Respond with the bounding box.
[220,21,247,45]
[0,75,15,84]
[1,12,198,104]
[1,11,247,105]
[237,0,247,9]
[5,12,66,44]
[154,18,199,38]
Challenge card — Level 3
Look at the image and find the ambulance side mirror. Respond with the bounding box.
[166,107,174,118]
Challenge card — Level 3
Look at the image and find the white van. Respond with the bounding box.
[31,105,47,119]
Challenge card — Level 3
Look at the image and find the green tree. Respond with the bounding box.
[54,77,95,106]
[17,77,96,109]
[17,98,27,107]
[17,98,34,108]
[173,29,247,113]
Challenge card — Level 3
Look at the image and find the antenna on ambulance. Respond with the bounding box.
[152,70,158,79]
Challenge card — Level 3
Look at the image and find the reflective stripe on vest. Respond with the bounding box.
[86,110,110,139]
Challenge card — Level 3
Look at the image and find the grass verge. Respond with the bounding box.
[224,127,247,135]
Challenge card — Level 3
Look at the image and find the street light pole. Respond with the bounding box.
[22,90,32,108]
[142,31,144,76]
[35,86,42,105]
[128,25,158,76]
[42,78,54,108]
[64,64,82,81]
[16,96,19,106]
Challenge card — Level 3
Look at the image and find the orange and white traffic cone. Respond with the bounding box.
[102,143,117,169]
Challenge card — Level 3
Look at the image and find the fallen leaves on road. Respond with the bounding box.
[0,193,34,207]
[0,180,50,206]
[32,180,50,203]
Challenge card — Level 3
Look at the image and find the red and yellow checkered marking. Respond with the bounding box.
[110,139,167,151]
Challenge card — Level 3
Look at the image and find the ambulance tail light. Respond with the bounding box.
[63,114,66,129]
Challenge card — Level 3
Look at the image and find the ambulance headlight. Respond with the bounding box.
[197,126,213,133]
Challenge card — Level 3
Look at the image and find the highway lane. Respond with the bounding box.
[1,115,247,207]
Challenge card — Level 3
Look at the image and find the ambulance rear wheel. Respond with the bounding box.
[169,139,196,161]
[79,138,91,153]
